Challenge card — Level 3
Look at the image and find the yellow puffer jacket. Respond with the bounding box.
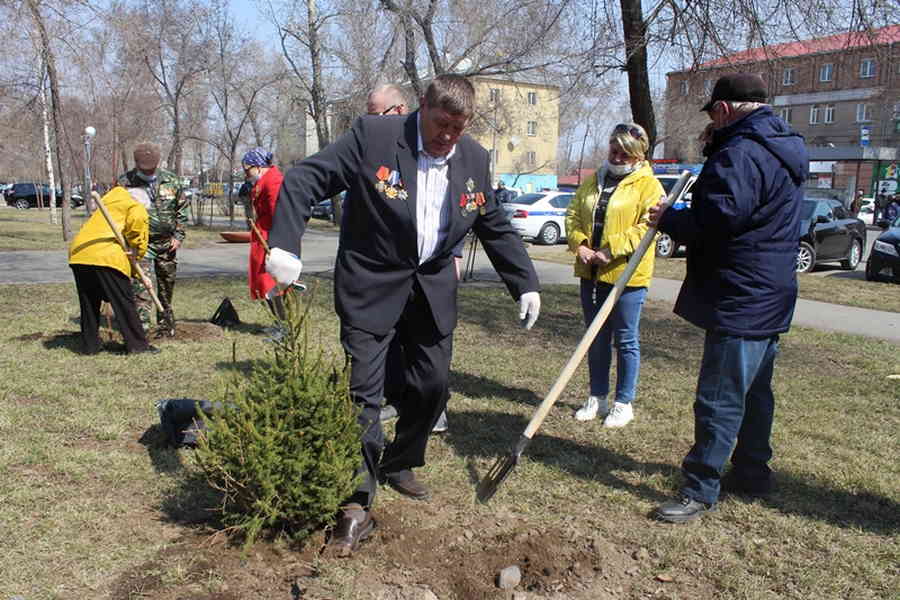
[69,187,149,278]
[565,163,664,287]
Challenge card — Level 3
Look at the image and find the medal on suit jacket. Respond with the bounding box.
[459,185,486,216]
[375,165,408,200]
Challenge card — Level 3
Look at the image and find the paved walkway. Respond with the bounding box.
[2,229,898,343]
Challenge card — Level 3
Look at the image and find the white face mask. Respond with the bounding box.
[605,160,636,177]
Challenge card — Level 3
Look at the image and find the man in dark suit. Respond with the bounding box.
[266,74,541,557]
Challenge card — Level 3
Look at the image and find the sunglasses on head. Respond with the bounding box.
[380,104,400,115]
[613,124,644,140]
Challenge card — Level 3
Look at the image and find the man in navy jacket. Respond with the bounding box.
[266,74,541,555]
[649,73,808,522]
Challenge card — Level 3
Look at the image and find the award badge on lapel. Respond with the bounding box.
[459,177,486,216]
[374,165,408,200]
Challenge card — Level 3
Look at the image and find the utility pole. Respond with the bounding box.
[84,126,96,214]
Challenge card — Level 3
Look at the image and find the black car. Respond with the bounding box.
[796,196,867,273]
[5,182,83,209]
[865,214,900,283]
[311,198,333,220]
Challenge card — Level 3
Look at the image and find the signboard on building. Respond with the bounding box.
[860,126,871,147]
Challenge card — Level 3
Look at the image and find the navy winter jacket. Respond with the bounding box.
[659,107,809,336]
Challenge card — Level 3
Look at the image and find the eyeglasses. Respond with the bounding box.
[613,124,644,140]
[380,104,400,115]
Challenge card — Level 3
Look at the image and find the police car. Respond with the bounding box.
[654,174,696,258]
[502,190,575,245]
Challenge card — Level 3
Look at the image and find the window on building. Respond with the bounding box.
[860,58,876,78]
[819,63,834,82]
[526,151,536,165]
[782,67,796,86]
[824,104,835,124]
[856,103,872,122]
[527,121,537,136]
[703,79,713,95]
[778,107,793,123]
[527,91,537,105]
[679,80,689,96]
[809,105,821,124]
[489,88,500,103]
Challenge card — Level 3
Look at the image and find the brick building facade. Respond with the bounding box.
[662,26,900,200]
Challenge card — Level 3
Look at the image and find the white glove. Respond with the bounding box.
[518,291,541,330]
[265,247,303,290]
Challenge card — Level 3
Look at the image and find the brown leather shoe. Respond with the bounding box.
[326,506,375,557]
[384,471,430,501]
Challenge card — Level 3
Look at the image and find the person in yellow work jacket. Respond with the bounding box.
[565,123,664,428]
[69,186,158,355]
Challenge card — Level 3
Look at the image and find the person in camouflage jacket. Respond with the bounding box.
[118,142,188,336]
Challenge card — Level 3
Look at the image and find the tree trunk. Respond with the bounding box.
[38,57,57,225]
[619,0,656,151]
[307,0,339,225]
[28,0,71,240]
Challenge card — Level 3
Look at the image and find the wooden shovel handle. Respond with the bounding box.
[92,191,166,314]
[521,171,693,439]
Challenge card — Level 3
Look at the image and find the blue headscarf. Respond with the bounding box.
[242,147,273,167]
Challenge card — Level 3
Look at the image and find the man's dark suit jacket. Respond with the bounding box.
[268,110,540,337]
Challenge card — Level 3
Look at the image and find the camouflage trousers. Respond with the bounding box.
[132,252,178,335]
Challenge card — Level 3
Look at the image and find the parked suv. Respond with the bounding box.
[5,183,83,209]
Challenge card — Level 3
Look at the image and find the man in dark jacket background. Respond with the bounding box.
[649,73,808,523]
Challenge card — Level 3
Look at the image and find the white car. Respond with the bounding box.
[503,190,575,245]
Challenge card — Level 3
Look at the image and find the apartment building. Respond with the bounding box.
[310,75,560,193]
[664,25,900,197]
[468,76,560,192]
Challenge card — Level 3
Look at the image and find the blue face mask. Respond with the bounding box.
[136,171,157,183]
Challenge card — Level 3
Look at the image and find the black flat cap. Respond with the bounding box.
[701,73,768,112]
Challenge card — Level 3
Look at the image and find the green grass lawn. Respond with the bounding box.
[0,276,897,599]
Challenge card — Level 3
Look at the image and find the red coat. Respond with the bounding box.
[248,166,283,299]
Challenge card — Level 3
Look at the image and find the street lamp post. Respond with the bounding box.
[84,126,96,213]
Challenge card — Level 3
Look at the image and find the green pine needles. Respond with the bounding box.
[195,291,361,548]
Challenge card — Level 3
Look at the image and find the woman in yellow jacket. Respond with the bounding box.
[69,186,156,355]
[565,123,663,428]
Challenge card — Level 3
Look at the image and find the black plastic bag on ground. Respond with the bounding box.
[156,398,218,447]
[210,297,240,327]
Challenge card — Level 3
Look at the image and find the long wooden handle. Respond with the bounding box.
[92,191,166,314]
[521,171,692,439]
[249,217,270,254]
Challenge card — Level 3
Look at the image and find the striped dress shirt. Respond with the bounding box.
[416,114,457,264]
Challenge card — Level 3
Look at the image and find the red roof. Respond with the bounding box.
[699,25,900,68]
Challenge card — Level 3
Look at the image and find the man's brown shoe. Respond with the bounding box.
[384,471,430,501]
[327,506,375,558]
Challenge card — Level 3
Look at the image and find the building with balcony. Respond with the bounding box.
[663,25,900,199]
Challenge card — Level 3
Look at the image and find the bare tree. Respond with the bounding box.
[139,0,210,175]
[27,0,72,239]
[206,4,284,227]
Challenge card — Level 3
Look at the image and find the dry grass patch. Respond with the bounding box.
[0,277,897,599]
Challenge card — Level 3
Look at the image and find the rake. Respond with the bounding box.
[476,171,692,504]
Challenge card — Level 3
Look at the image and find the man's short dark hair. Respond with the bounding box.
[423,74,475,117]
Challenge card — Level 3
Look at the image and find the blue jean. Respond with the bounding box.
[681,331,779,504]
[579,279,647,404]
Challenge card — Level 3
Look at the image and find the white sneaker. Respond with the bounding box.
[603,402,634,428]
[575,395,608,421]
